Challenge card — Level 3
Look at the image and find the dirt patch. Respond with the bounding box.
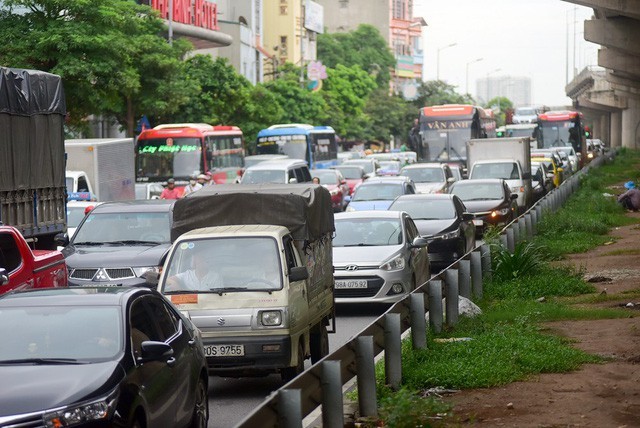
[439,212,640,427]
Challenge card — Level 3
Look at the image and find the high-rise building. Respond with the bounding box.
[476,76,532,107]
[315,0,426,99]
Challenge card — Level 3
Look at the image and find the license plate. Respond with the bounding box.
[204,344,244,357]
[473,219,483,227]
[335,279,368,289]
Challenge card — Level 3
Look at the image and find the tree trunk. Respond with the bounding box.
[127,96,134,137]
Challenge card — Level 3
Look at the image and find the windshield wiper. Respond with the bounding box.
[0,358,85,365]
[73,241,106,246]
[342,243,378,247]
[106,240,161,245]
[211,287,250,295]
[464,197,494,201]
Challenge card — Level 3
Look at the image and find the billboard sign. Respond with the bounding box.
[305,1,324,34]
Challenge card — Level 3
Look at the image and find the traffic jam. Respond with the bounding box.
[0,68,599,427]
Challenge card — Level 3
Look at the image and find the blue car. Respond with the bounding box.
[345,176,417,211]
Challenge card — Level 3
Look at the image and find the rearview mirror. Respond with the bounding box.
[54,232,69,247]
[447,177,455,183]
[462,212,475,221]
[289,266,309,282]
[138,341,174,364]
[510,193,519,200]
[144,271,160,288]
[410,236,429,248]
[0,268,8,286]
[288,177,298,184]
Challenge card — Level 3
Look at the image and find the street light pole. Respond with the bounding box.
[436,43,457,81]
[168,0,173,45]
[465,57,483,95]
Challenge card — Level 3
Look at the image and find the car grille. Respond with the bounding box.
[0,411,46,428]
[69,268,135,281]
[334,276,384,298]
[334,265,379,271]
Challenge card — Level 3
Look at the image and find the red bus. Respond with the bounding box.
[418,104,496,168]
[536,110,585,161]
[135,123,245,188]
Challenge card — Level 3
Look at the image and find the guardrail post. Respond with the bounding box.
[535,204,543,222]
[506,228,515,252]
[428,280,443,334]
[321,360,344,428]
[530,209,537,235]
[512,221,520,244]
[278,389,303,428]
[410,293,427,349]
[458,259,471,299]
[499,233,508,251]
[518,217,527,240]
[356,336,378,418]
[480,244,492,280]
[524,214,532,238]
[470,251,483,299]
[384,313,402,390]
[444,269,459,327]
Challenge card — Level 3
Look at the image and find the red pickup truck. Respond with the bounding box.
[0,226,68,294]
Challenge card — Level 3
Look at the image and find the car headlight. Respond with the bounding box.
[44,387,119,427]
[380,254,406,271]
[132,266,161,277]
[438,230,460,240]
[491,207,511,217]
[260,310,283,326]
[345,205,356,212]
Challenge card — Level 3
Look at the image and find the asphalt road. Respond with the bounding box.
[207,303,388,428]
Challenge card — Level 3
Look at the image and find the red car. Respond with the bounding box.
[331,165,368,196]
[310,169,350,212]
[0,226,68,294]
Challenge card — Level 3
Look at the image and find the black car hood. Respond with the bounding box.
[63,243,171,268]
[413,219,457,237]
[0,361,124,416]
[462,200,504,213]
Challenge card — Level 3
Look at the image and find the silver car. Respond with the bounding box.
[333,211,430,304]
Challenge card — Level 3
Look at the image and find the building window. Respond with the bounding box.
[280,5,288,14]
[339,0,348,7]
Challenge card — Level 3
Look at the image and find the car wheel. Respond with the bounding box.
[190,376,209,428]
[310,324,329,364]
[130,417,143,428]
[281,341,305,383]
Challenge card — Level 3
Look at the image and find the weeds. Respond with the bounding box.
[491,241,545,282]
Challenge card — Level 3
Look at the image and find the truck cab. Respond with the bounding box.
[66,170,96,201]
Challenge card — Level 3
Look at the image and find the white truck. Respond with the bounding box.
[467,137,533,214]
[65,138,135,202]
[157,184,336,382]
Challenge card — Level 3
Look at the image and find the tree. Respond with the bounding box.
[485,96,514,127]
[0,0,192,135]
[363,89,415,145]
[411,80,475,109]
[318,24,395,87]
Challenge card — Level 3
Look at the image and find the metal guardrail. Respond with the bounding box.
[236,152,613,428]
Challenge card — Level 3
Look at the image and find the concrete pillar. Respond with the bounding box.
[621,100,640,149]
[611,111,622,148]
[592,117,601,142]
[600,114,610,147]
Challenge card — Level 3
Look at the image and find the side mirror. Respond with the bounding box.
[344,195,352,203]
[341,180,347,185]
[510,193,519,200]
[289,266,309,282]
[557,167,563,172]
[447,177,455,183]
[145,271,160,288]
[54,232,69,247]
[288,177,298,184]
[410,236,429,248]
[546,172,555,179]
[138,341,174,364]
[522,172,532,180]
[462,212,475,221]
[0,268,8,286]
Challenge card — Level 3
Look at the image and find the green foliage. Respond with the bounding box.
[0,0,192,134]
[376,389,450,428]
[411,80,475,109]
[491,241,545,281]
[485,96,513,127]
[263,77,329,125]
[317,24,395,87]
[363,89,415,144]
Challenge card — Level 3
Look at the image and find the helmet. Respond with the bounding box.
[624,181,635,190]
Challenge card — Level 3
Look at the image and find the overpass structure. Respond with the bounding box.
[563,1,640,149]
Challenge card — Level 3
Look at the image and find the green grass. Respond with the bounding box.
[366,150,640,426]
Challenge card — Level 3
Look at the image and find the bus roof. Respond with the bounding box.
[258,124,335,138]
[421,104,492,119]
[538,110,582,121]
[138,123,242,139]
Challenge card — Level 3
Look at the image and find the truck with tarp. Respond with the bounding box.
[158,184,335,381]
[0,67,67,250]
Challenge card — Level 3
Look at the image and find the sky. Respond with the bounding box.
[414,0,599,106]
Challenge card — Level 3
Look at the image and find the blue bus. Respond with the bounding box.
[256,124,339,169]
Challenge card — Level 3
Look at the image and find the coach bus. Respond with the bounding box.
[256,124,338,169]
[536,110,585,161]
[135,123,244,188]
[418,104,496,169]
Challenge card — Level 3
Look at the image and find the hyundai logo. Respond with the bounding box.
[217,317,226,326]
[345,265,359,271]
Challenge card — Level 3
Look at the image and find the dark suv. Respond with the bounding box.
[58,200,175,287]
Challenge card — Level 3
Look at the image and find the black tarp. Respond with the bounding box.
[171,184,335,242]
[0,67,66,191]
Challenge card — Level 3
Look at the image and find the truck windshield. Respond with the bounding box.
[73,212,171,244]
[162,237,283,293]
[470,162,519,180]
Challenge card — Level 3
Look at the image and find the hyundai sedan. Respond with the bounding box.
[0,287,208,428]
[333,210,429,304]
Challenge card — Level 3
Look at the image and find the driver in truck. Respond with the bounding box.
[164,251,223,291]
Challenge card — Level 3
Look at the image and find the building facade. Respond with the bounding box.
[315,0,426,98]
[476,76,532,107]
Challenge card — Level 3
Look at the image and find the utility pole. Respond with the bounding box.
[168,0,173,45]
[300,0,305,87]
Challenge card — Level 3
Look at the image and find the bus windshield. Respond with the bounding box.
[257,135,308,161]
[421,127,471,162]
[539,121,575,148]
[136,137,202,180]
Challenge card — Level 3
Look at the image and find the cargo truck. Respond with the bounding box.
[0,67,67,250]
[157,184,336,382]
[65,138,136,202]
[467,137,533,214]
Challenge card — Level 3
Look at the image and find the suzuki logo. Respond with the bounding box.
[217,317,226,326]
[345,265,359,271]
[94,269,109,281]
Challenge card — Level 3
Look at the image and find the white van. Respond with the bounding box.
[240,159,312,184]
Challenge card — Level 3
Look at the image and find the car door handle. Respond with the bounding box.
[166,357,176,367]
[188,339,196,347]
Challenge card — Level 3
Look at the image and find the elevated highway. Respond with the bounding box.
[563,1,640,149]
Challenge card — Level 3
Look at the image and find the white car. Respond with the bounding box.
[399,163,455,194]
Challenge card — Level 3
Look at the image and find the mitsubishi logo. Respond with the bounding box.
[345,265,359,271]
[94,269,109,281]
[217,317,226,326]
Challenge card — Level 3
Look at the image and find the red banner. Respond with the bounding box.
[151,0,218,31]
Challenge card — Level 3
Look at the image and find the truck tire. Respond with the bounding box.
[281,341,305,383]
[310,325,329,364]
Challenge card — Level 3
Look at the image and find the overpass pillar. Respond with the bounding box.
[600,114,610,146]
[611,111,622,148]
[621,99,640,149]
[592,118,601,141]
